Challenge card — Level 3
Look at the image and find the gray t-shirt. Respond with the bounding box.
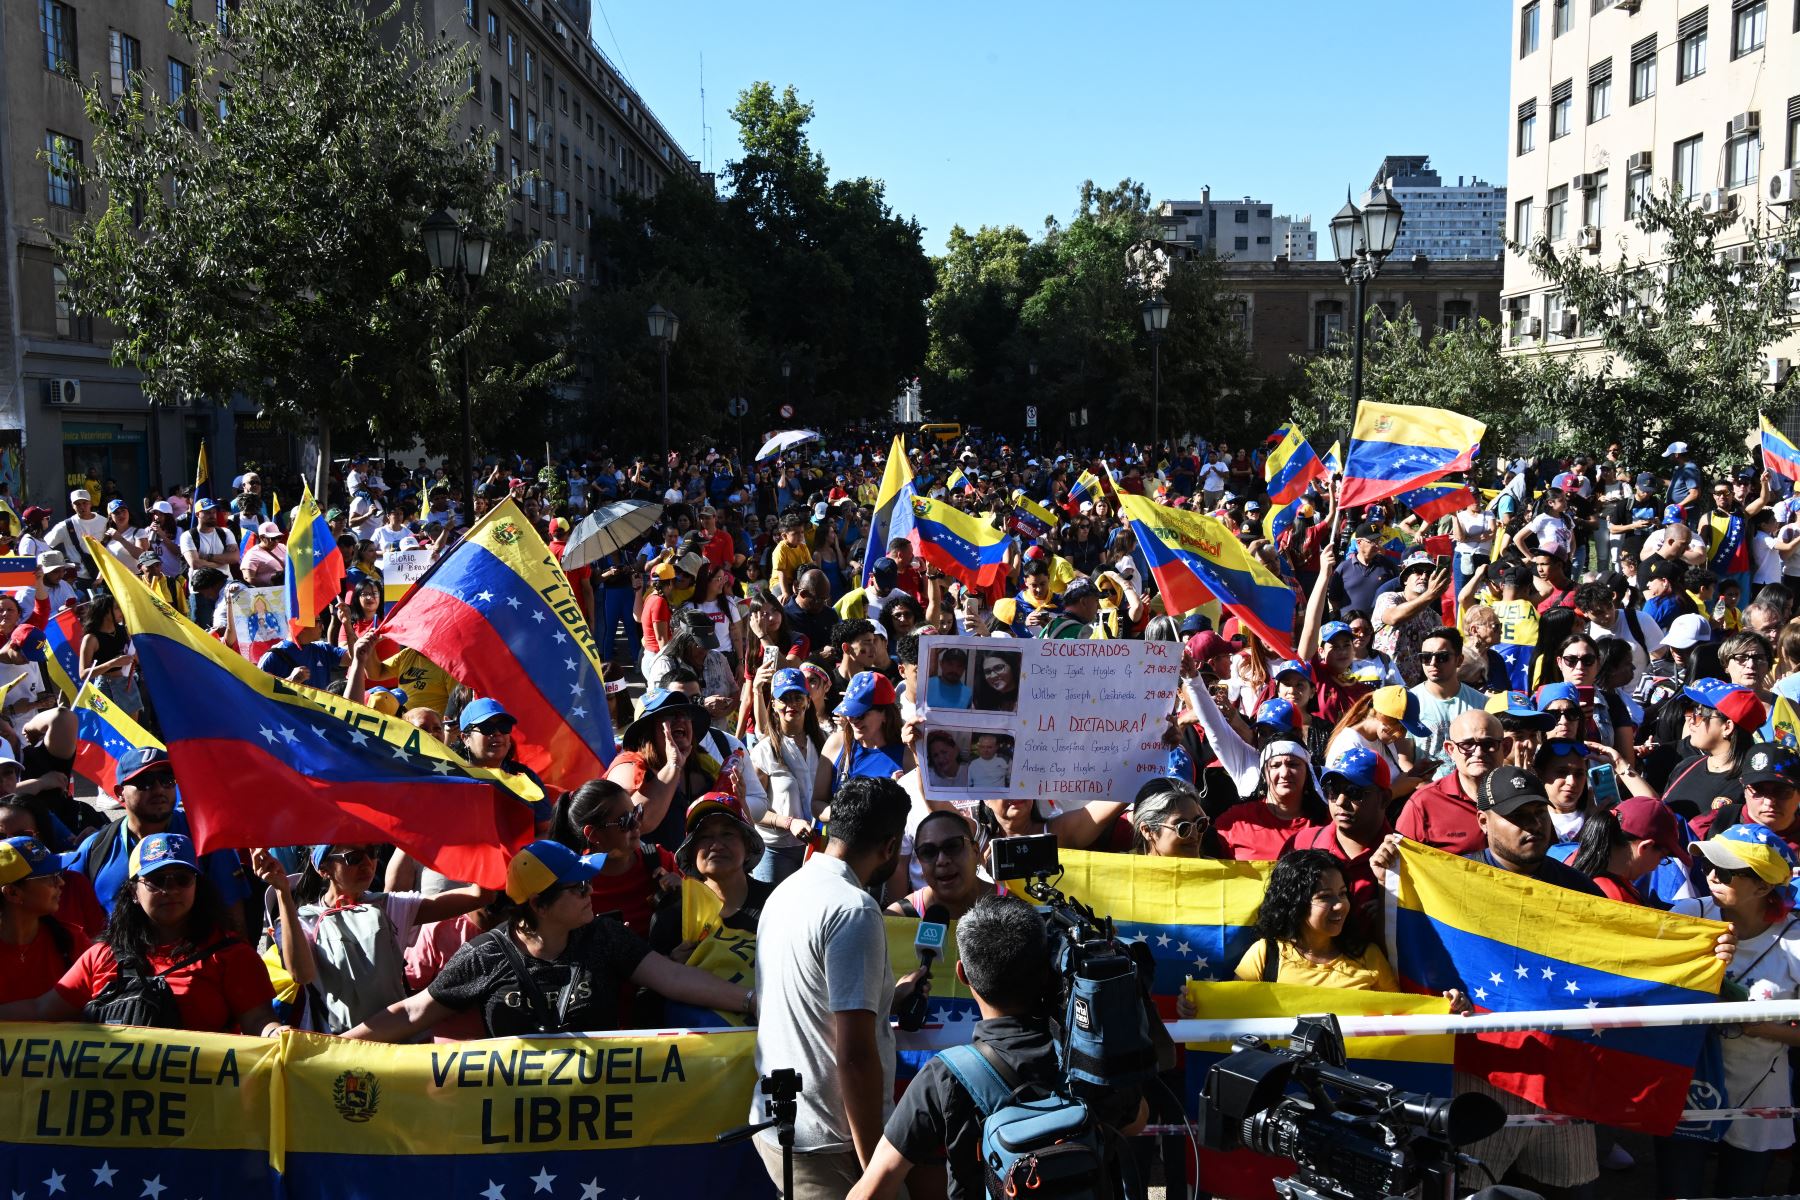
[752,852,895,1154]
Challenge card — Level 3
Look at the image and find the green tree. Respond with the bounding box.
[1522,187,1800,462]
[56,0,569,467]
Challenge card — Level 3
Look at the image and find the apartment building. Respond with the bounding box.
[1371,155,1508,261]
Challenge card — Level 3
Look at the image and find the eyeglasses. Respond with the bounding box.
[1686,705,1725,725]
[1545,706,1581,722]
[1707,863,1756,883]
[1417,650,1455,663]
[138,868,197,892]
[1451,737,1503,755]
[597,807,645,832]
[914,834,972,862]
[1728,653,1771,667]
[1148,820,1205,839]
[549,880,593,899]
[1559,654,1597,667]
[325,848,376,868]
[467,723,513,737]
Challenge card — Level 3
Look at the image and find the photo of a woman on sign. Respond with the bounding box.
[971,649,1021,713]
[925,730,969,789]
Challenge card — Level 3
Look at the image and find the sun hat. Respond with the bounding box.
[675,792,763,877]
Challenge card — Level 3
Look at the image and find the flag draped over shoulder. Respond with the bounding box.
[91,542,538,890]
[1389,840,1726,1133]
[73,681,163,797]
[1340,401,1485,510]
[910,495,1009,590]
[863,434,916,586]
[1118,493,1298,659]
[1761,414,1800,483]
[375,498,615,790]
[284,483,345,637]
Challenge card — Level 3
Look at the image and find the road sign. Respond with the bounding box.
[726,396,749,417]
[1025,406,1038,429]
[779,404,795,420]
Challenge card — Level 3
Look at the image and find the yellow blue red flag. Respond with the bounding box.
[1394,481,1477,523]
[1340,401,1485,509]
[1009,490,1061,537]
[1761,414,1800,483]
[911,495,1009,590]
[283,482,345,637]
[863,434,916,586]
[72,681,163,797]
[17,607,82,703]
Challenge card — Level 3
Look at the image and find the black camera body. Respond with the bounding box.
[1200,1015,1504,1200]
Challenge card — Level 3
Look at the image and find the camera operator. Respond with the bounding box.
[847,893,1146,1200]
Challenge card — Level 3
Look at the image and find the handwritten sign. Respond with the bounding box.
[379,548,431,606]
[916,635,1182,802]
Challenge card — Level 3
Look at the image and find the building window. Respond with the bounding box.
[1726,131,1760,189]
[1553,0,1572,35]
[1677,18,1706,82]
[1732,1,1766,57]
[508,94,518,133]
[1443,300,1474,330]
[1583,170,1608,228]
[1630,37,1656,104]
[1313,300,1345,349]
[487,12,498,43]
[1545,292,1567,339]
[1550,82,1573,139]
[216,85,230,122]
[218,0,237,36]
[524,50,534,83]
[109,30,142,100]
[1626,167,1651,217]
[168,59,197,131]
[526,109,537,146]
[1789,98,1800,167]
[1673,134,1703,199]
[506,33,516,69]
[1546,185,1568,240]
[464,0,475,27]
[40,1,76,76]
[1233,236,1248,251]
[52,268,90,341]
[559,87,568,114]
[1588,67,1611,123]
[1521,2,1540,55]
[489,77,501,116]
[1513,196,1534,244]
[1233,209,1249,224]
[44,131,82,210]
[1517,100,1537,154]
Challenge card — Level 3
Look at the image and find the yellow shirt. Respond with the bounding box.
[1489,598,1539,646]
[1233,939,1399,992]
[772,541,813,583]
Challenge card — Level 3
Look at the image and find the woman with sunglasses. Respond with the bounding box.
[652,794,773,959]
[0,832,278,1034]
[549,779,677,939]
[887,809,986,919]
[1129,779,1212,859]
[257,842,487,1034]
[1661,681,1765,823]
[1551,633,1637,754]
[1660,825,1800,1198]
[1718,631,1779,734]
[346,840,751,1042]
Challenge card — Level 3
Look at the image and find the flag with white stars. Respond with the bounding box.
[72,681,163,798]
[1338,399,1485,511]
[374,498,616,790]
[910,496,1008,590]
[1389,839,1727,1134]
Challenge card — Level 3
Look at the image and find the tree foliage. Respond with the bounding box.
[56,0,569,457]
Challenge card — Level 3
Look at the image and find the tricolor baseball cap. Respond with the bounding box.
[1690,823,1799,891]
[1683,679,1766,731]
[1320,620,1354,644]
[1371,685,1429,738]
[128,831,198,878]
[835,671,897,718]
[1253,698,1299,733]
[0,836,62,886]
[771,667,808,699]
[505,839,605,902]
[1270,658,1313,682]
[1323,745,1392,792]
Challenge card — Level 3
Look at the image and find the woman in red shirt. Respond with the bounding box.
[550,779,677,939]
[0,832,277,1034]
[0,836,89,1005]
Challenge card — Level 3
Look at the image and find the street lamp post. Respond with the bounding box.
[1328,187,1405,433]
[780,355,793,418]
[1027,357,1038,446]
[1140,295,1170,448]
[646,303,679,463]
[421,208,491,512]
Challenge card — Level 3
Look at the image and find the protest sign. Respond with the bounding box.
[916,634,1181,802]
[378,548,430,606]
[230,586,288,663]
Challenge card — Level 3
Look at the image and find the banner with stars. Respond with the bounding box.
[90,543,539,891]
[374,498,616,791]
[72,682,163,799]
[1388,838,1727,1134]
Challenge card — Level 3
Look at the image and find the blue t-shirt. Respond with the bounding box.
[64,809,250,914]
[925,677,972,710]
[257,640,345,683]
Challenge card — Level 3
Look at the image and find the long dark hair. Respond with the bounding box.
[1251,849,1367,958]
[81,591,117,636]
[549,779,632,853]
[103,873,235,961]
[1568,808,1628,879]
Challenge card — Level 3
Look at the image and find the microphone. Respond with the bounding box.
[896,904,950,1031]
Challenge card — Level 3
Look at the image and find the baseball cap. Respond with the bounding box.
[136,550,161,569]
[1662,441,1689,458]
[1186,631,1232,663]
[19,505,49,524]
[1270,658,1313,682]
[1253,698,1299,733]
[675,792,763,877]
[1661,504,1686,526]
[835,671,897,718]
[257,521,282,537]
[1736,466,1761,482]
[69,489,91,505]
[1353,520,1385,542]
[1323,745,1392,792]
[1320,620,1354,644]
[1633,472,1656,490]
[1690,823,1799,891]
[1534,681,1581,709]
[459,697,516,732]
[1371,685,1430,737]
[117,746,172,786]
[106,498,126,514]
[128,831,199,878]
[771,667,808,699]
[1485,689,1553,726]
[1179,613,1210,635]
[872,556,898,584]
[1476,766,1552,818]
[1660,613,1711,649]
[1244,499,1265,514]
[505,839,605,902]
[1683,679,1767,731]
[0,835,62,886]
[1613,796,1691,867]
[1063,578,1100,604]
[195,497,218,512]
[1741,743,1800,788]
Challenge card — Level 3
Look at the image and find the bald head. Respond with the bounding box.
[1446,709,1505,785]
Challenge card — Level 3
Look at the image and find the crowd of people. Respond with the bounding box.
[4,427,1800,1199]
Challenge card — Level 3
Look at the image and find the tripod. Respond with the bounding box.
[717,1069,802,1197]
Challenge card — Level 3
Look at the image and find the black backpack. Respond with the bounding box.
[82,940,229,1029]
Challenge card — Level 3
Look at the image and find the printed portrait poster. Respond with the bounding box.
[231,586,289,663]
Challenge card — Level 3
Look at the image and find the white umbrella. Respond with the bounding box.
[560,499,664,571]
[754,429,820,463]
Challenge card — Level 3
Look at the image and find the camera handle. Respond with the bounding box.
[716,1069,803,1198]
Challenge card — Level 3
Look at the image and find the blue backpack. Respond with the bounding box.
[936,1041,1112,1200]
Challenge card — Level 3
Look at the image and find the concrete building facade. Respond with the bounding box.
[1271,214,1318,261]
[1370,155,1508,261]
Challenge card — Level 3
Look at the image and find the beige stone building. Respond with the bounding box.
[1501,0,1799,378]
[0,0,692,507]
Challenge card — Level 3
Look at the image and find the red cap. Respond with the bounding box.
[1614,796,1691,867]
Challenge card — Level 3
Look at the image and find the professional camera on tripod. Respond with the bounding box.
[1200,1014,1507,1200]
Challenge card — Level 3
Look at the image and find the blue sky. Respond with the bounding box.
[588,1,1512,253]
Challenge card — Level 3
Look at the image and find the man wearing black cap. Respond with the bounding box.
[1041,578,1101,640]
[1692,742,1800,856]
[1330,521,1399,616]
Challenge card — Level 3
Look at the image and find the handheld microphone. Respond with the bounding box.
[896,904,950,1031]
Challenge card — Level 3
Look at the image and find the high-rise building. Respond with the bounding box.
[0,0,692,505]
[1368,155,1507,262]
[1271,214,1317,261]
[1158,190,1318,261]
[1501,0,1798,368]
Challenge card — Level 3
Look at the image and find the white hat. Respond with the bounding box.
[257,521,282,537]
[1660,613,1712,650]
[1662,441,1689,458]
[69,489,91,505]
[152,500,175,515]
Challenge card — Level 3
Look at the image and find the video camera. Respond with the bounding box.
[991,835,1172,1097]
[1201,1015,1505,1200]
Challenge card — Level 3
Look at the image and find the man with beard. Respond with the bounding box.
[751,775,928,1197]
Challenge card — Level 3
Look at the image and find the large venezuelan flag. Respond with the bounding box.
[375,499,615,790]
[911,495,1009,590]
[1118,493,1298,659]
[284,482,345,636]
[1394,480,1477,523]
[1761,414,1800,484]
[91,543,538,889]
[72,681,163,797]
[863,434,916,587]
[1388,839,1726,1133]
[1340,401,1485,510]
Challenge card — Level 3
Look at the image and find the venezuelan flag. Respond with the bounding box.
[284,483,346,637]
[25,607,83,703]
[1010,490,1060,537]
[863,434,917,587]
[1762,414,1800,483]
[91,542,538,889]
[1322,440,1344,476]
[910,495,1009,590]
[1395,481,1477,523]
[1773,694,1800,749]
[375,498,615,790]
[73,681,163,798]
[1388,839,1726,1133]
[1264,423,1325,509]
[193,439,213,506]
[1066,468,1102,512]
[947,465,972,495]
[0,556,35,591]
[1340,401,1486,510]
[1118,493,1299,659]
